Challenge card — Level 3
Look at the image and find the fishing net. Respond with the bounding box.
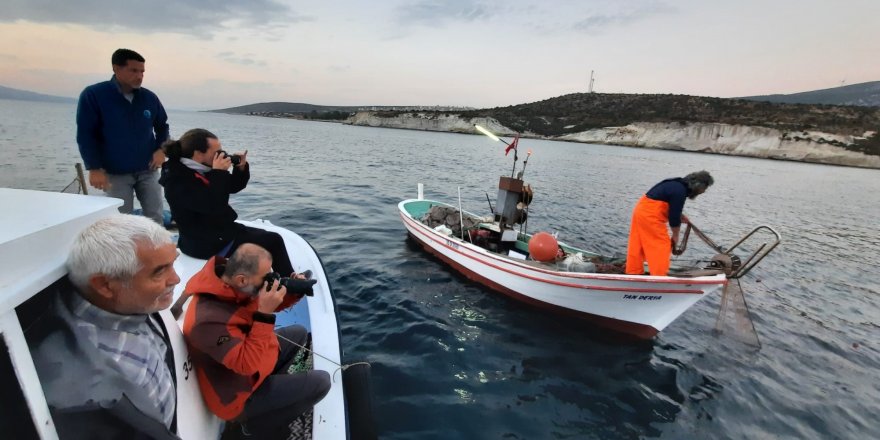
[714,279,761,348]
[421,205,481,238]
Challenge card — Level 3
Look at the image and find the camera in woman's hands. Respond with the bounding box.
[218,150,242,165]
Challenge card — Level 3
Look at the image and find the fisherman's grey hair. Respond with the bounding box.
[67,214,172,291]
[683,170,714,194]
[225,243,272,277]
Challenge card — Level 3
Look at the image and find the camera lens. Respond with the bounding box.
[263,272,315,296]
[220,150,241,165]
[279,276,316,296]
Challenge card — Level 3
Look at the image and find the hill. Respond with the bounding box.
[450,93,880,137]
[211,102,362,114]
[739,81,880,107]
[0,85,75,104]
[365,92,880,158]
[209,102,473,119]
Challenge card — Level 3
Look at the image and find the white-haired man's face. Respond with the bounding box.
[92,241,180,314]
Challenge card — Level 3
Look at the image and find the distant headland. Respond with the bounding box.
[214,82,880,169]
[0,85,75,104]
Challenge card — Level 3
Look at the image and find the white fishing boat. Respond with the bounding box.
[398,127,780,339]
[1,188,374,439]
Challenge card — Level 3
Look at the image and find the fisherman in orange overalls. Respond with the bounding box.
[626,171,714,275]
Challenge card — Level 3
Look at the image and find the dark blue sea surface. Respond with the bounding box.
[2,99,878,439]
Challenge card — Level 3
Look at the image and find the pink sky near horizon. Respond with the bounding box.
[1,0,878,110]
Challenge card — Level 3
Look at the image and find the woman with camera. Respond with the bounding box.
[159,128,297,277]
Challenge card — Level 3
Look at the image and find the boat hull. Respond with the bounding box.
[399,199,727,339]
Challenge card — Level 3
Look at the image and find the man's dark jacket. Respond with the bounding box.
[76,77,169,174]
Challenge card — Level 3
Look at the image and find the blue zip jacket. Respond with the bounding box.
[76,76,169,174]
[645,177,689,227]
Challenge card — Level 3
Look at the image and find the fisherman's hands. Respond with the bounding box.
[257,279,287,314]
[89,169,110,191]
[681,214,690,224]
[150,149,166,170]
[671,238,684,256]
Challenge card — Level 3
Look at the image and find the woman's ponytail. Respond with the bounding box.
[162,139,183,160]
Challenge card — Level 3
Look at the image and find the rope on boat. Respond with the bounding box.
[275,332,371,383]
[60,163,89,194]
[59,178,84,194]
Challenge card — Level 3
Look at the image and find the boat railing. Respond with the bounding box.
[724,225,781,279]
[677,223,781,279]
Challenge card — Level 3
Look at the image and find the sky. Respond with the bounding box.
[1,0,878,110]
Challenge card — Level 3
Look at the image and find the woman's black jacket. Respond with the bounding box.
[159,159,250,258]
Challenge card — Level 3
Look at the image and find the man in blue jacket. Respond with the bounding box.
[77,48,169,225]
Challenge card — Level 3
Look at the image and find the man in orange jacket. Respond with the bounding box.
[625,171,714,276]
[182,243,330,439]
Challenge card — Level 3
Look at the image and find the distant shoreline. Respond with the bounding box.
[345,112,880,170]
[207,110,880,169]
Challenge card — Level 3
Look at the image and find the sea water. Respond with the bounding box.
[1,99,878,439]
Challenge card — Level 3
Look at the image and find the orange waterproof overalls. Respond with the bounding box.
[625,195,672,276]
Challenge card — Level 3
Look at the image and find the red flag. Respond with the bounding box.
[505,135,519,156]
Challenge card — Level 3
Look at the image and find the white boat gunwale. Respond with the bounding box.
[399,199,728,290]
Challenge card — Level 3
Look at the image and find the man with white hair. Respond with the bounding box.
[26,214,181,439]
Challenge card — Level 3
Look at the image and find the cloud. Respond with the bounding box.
[395,0,491,26]
[571,1,674,34]
[216,51,267,67]
[0,0,311,37]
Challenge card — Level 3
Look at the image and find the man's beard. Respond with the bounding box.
[242,283,262,296]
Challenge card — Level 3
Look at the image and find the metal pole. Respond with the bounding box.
[510,150,518,178]
[458,186,465,240]
[75,163,88,195]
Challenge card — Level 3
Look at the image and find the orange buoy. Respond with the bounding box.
[528,232,558,262]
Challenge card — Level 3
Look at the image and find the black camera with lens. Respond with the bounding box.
[263,272,316,296]
[219,150,242,166]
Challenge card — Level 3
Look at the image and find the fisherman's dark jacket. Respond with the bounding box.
[645,177,689,227]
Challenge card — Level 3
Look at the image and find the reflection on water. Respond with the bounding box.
[2,99,878,439]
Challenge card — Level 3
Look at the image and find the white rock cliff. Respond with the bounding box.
[348,112,880,169]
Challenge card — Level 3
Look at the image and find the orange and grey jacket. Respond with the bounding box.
[182,257,300,420]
